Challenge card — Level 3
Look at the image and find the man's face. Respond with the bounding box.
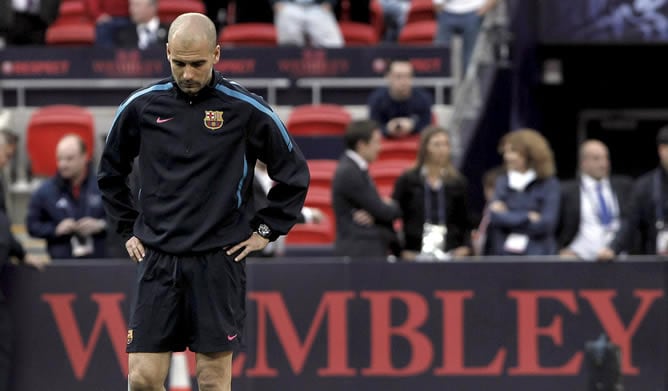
[56,139,87,180]
[580,143,610,180]
[167,37,220,95]
[129,0,155,24]
[386,61,413,100]
[358,130,382,163]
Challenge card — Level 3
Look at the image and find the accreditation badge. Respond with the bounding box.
[420,223,449,261]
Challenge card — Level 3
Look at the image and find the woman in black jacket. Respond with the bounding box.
[392,125,471,260]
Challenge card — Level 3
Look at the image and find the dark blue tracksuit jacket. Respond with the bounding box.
[26,166,107,259]
[98,71,309,254]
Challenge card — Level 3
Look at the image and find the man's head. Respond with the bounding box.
[657,125,668,170]
[579,139,610,180]
[56,134,88,181]
[129,0,158,25]
[344,119,382,163]
[0,129,18,160]
[385,59,413,101]
[167,13,220,96]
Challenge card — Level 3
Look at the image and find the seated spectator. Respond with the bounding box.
[0,0,60,45]
[486,129,560,256]
[471,165,504,256]
[252,160,324,257]
[433,0,497,72]
[115,0,168,50]
[86,0,131,47]
[628,125,668,255]
[26,135,108,259]
[272,0,344,47]
[392,126,471,261]
[368,58,433,138]
[557,140,633,261]
[332,119,402,258]
[378,0,411,42]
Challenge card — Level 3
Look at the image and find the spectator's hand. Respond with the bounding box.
[397,117,415,134]
[489,201,507,213]
[352,209,374,226]
[125,236,146,263]
[528,211,541,222]
[386,118,402,136]
[452,246,471,257]
[76,217,106,236]
[559,248,578,259]
[597,248,615,262]
[55,218,77,236]
[96,13,111,23]
[23,254,49,271]
[478,0,497,15]
[310,208,324,223]
[226,232,269,262]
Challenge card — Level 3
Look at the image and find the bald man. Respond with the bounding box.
[556,140,633,261]
[98,13,309,391]
[26,134,108,260]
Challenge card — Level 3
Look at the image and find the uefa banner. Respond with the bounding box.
[4,258,667,391]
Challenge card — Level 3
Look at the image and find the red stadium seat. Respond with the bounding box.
[218,23,277,47]
[407,0,435,24]
[286,219,335,245]
[26,105,95,177]
[287,104,351,136]
[378,136,420,162]
[304,187,335,226]
[369,159,412,191]
[53,1,90,25]
[369,0,384,40]
[307,159,338,191]
[45,22,95,45]
[158,0,205,24]
[398,20,436,44]
[339,21,379,45]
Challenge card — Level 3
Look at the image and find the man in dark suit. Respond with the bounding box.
[332,119,402,258]
[627,126,668,255]
[115,0,168,50]
[557,139,633,261]
[0,0,60,45]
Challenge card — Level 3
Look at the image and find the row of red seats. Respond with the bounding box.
[25,104,418,246]
[45,0,437,46]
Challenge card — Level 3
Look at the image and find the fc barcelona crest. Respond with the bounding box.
[204,110,224,130]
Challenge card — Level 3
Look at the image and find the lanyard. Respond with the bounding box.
[424,181,446,225]
[653,169,665,229]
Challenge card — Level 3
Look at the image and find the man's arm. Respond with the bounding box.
[336,165,401,224]
[97,100,141,242]
[247,102,310,240]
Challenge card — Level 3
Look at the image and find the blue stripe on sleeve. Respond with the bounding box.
[105,82,173,143]
[236,154,248,208]
[215,84,293,151]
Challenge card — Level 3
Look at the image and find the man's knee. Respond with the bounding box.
[128,368,164,391]
[197,367,231,391]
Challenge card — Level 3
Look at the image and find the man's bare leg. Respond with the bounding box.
[196,351,233,391]
[128,352,171,391]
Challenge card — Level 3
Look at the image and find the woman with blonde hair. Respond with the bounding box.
[486,128,560,255]
[392,126,471,260]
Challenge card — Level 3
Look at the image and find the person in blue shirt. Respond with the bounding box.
[368,59,433,139]
[26,134,108,259]
[486,129,560,256]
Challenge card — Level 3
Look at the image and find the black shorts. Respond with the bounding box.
[126,247,246,353]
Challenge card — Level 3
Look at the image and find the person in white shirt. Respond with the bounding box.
[115,0,168,49]
[432,0,497,71]
[557,140,633,261]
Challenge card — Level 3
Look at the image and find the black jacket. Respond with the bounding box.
[0,179,25,261]
[627,167,668,255]
[392,167,471,252]
[98,71,309,254]
[114,22,169,50]
[557,175,633,254]
[332,154,401,257]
